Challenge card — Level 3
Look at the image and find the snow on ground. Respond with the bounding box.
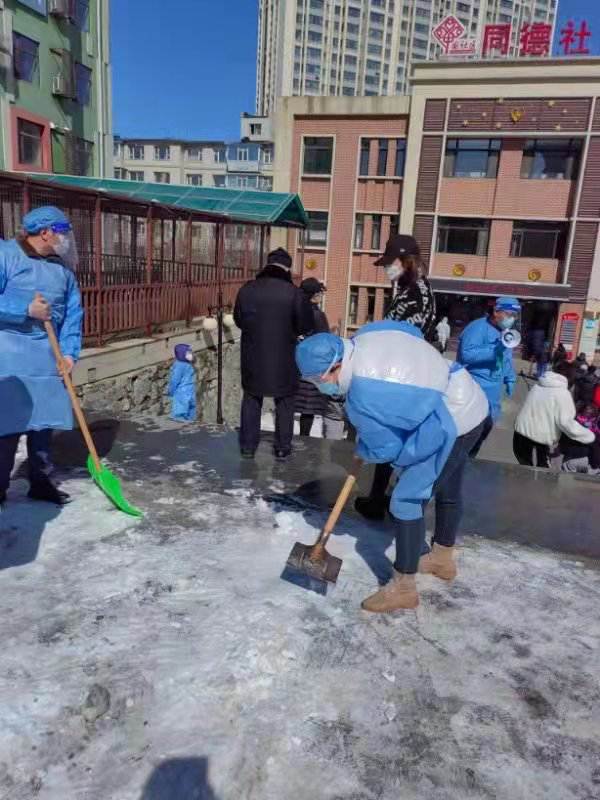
[1,438,600,800]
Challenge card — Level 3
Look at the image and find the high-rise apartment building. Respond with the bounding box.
[256,0,557,116]
[0,0,112,177]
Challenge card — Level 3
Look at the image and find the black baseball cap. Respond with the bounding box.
[374,234,420,266]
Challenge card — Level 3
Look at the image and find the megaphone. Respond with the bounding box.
[501,328,521,349]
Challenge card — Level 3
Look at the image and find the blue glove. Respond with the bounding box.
[505,382,515,398]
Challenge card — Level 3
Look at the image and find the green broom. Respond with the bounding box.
[44,319,143,517]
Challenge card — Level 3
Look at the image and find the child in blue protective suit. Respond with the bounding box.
[168,344,196,421]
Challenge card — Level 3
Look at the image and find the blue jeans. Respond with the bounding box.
[393,420,485,574]
[536,361,548,380]
[0,430,53,492]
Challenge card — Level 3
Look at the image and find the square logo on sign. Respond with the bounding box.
[433,16,466,54]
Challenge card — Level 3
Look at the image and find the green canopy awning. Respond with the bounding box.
[24,173,308,228]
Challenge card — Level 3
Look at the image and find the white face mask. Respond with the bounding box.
[185,352,194,363]
[384,264,403,282]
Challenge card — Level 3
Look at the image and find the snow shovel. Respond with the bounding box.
[283,457,362,590]
[44,317,143,518]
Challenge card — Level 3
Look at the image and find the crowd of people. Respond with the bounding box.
[1,207,599,616]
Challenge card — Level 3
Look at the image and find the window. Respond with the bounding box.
[306,210,328,246]
[383,287,393,315]
[366,288,376,322]
[344,70,356,82]
[369,27,383,39]
[18,118,43,167]
[309,14,323,25]
[154,171,170,183]
[231,176,249,188]
[511,222,567,260]
[521,139,582,181]
[395,140,406,177]
[186,146,203,161]
[377,139,388,176]
[262,145,273,163]
[414,22,429,33]
[237,148,249,161]
[342,87,354,96]
[415,6,430,16]
[260,176,273,191]
[354,214,364,249]
[113,140,121,157]
[444,139,501,179]
[303,136,333,174]
[346,54,358,65]
[370,11,385,23]
[213,175,226,187]
[308,47,321,58]
[371,214,382,250]
[75,63,92,106]
[128,144,144,160]
[348,5,361,16]
[390,214,400,239]
[348,287,359,325]
[154,145,170,160]
[347,23,360,34]
[437,218,490,256]
[457,1,470,11]
[129,170,144,181]
[414,38,428,49]
[368,43,382,55]
[73,0,90,31]
[308,30,322,42]
[13,33,39,83]
[359,139,370,175]
[215,148,226,163]
[186,174,202,186]
[114,168,126,179]
[75,138,93,175]
[346,39,358,50]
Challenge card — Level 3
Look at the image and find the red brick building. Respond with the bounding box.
[273,60,600,360]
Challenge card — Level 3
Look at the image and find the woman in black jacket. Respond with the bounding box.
[355,234,438,521]
[294,279,330,436]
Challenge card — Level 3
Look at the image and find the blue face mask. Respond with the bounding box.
[317,382,342,396]
[499,316,516,330]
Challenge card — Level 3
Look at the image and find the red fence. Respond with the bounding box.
[0,175,271,345]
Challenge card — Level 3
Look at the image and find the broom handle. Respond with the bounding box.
[316,457,362,549]
[42,312,102,472]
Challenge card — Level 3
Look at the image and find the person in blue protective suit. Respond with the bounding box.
[457,296,520,457]
[296,321,489,613]
[167,344,197,421]
[0,206,83,507]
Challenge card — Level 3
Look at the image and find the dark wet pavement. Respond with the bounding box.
[50,414,600,563]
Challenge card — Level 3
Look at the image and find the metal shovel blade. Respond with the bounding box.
[284,541,343,585]
[87,455,144,517]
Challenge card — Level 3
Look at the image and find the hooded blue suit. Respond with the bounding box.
[168,344,196,421]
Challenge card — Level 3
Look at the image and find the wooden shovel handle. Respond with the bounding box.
[317,456,362,548]
[42,312,102,472]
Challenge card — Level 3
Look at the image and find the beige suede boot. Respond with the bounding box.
[419,543,457,581]
[361,571,418,613]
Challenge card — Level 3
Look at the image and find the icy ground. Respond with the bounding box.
[1,424,600,800]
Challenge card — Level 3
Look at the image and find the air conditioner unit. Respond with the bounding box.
[52,74,69,96]
[48,0,70,17]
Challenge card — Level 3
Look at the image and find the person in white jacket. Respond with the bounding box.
[513,362,594,468]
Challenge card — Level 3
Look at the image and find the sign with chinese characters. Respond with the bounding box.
[16,0,47,15]
[433,15,592,59]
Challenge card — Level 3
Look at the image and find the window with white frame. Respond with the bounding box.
[128,144,144,160]
[154,145,170,161]
[186,174,202,186]
[306,210,328,246]
[186,146,203,161]
[237,147,249,161]
[154,171,170,183]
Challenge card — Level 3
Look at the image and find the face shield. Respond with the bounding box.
[50,221,79,271]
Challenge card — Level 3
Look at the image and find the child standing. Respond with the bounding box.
[560,404,600,474]
[168,344,196,421]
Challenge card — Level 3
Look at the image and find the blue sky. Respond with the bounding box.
[111,0,599,142]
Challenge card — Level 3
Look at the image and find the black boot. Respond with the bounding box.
[27,477,71,506]
[240,449,256,460]
[0,489,6,507]
[354,496,388,521]
[354,462,394,521]
[274,448,291,462]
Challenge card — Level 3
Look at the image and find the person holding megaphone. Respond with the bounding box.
[457,296,521,457]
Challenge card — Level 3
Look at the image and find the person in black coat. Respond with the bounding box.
[294,279,330,436]
[575,365,599,406]
[233,247,313,460]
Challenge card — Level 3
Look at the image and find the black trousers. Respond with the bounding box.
[299,414,314,437]
[240,393,295,453]
[0,430,53,492]
[513,431,550,469]
[468,415,494,458]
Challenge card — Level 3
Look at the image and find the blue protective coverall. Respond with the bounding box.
[0,238,83,437]
[168,344,196,421]
[457,315,515,423]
